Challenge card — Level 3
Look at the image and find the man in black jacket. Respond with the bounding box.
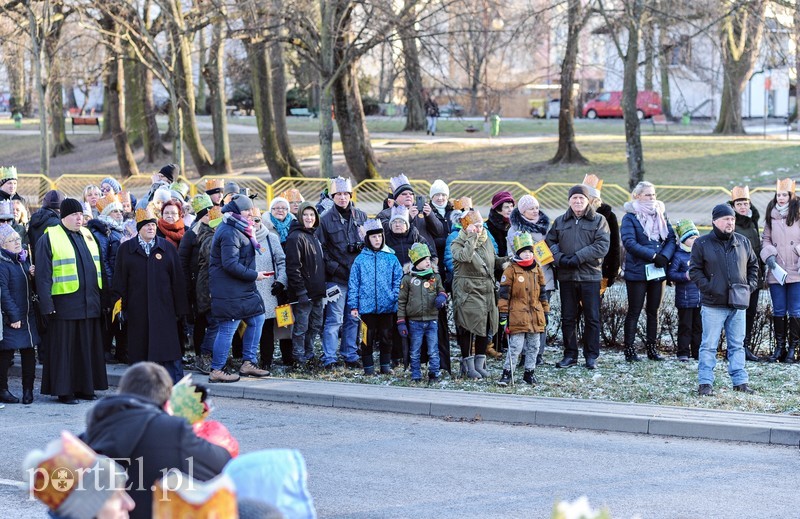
[83,362,231,519]
[690,204,759,396]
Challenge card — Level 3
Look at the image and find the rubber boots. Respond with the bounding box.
[768,316,788,363]
[461,356,481,380]
[474,355,490,378]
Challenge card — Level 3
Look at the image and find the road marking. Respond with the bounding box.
[0,478,27,489]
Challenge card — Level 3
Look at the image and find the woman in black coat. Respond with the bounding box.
[0,226,39,404]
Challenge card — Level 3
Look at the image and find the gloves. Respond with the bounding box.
[567,255,581,268]
[653,253,669,269]
[766,255,777,270]
[271,281,286,297]
[435,292,447,309]
[297,293,310,305]
[499,313,508,327]
[397,320,409,337]
[559,255,574,268]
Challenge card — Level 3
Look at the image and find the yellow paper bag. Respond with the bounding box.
[533,240,554,266]
[111,298,122,323]
[360,319,368,346]
[276,304,294,328]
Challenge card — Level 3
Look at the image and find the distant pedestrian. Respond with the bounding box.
[424,95,439,136]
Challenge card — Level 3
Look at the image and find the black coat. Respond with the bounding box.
[28,207,60,254]
[689,229,758,308]
[87,218,122,283]
[209,217,264,320]
[83,394,231,519]
[112,237,189,363]
[596,203,621,283]
[430,204,453,261]
[0,249,39,350]
[317,203,367,285]
[384,226,430,267]
[285,220,326,302]
[178,225,201,303]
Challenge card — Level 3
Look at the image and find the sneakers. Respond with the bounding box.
[733,383,755,394]
[239,361,270,378]
[522,369,537,385]
[698,384,713,396]
[677,356,690,362]
[194,354,212,375]
[497,369,512,387]
[209,369,240,383]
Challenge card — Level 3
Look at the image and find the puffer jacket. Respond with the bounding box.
[87,217,122,283]
[385,226,432,267]
[507,208,554,291]
[498,260,550,334]
[317,202,367,285]
[667,247,700,309]
[285,204,326,302]
[347,246,402,314]
[760,207,800,285]
[451,228,502,337]
[195,222,215,315]
[397,264,445,322]
[254,228,287,319]
[732,204,763,283]
[620,205,676,281]
[690,229,758,308]
[430,203,453,261]
[0,248,39,350]
[545,205,610,282]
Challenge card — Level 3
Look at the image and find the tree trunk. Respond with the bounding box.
[28,7,49,176]
[622,0,645,190]
[643,19,655,91]
[400,0,425,132]
[657,14,673,119]
[49,79,75,156]
[124,45,144,149]
[63,79,78,110]
[108,29,139,178]
[6,43,26,117]
[796,0,800,129]
[318,0,337,178]
[197,26,207,116]
[205,19,232,173]
[549,0,588,165]
[333,57,380,181]
[247,40,299,180]
[714,0,766,135]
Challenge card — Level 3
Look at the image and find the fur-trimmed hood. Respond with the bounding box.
[509,207,550,236]
[402,261,440,275]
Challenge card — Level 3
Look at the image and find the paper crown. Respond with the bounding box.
[582,174,603,198]
[362,218,383,236]
[280,188,304,203]
[730,186,750,201]
[674,218,699,243]
[390,174,413,198]
[208,206,222,222]
[460,208,483,228]
[389,205,409,226]
[776,178,796,194]
[169,181,190,199]
[409,242,431,264]
[0,200,13,219]
[205,178,225,193]
[329,176,353,195]
[95,193,119,213]
[251,206,262,218]
[0,166,17,181]
[117,190,132,206]
[191,193,214,214]
[513,231,534,253]
[452,197,473,211]
[135,204,156,224]
[152,469,238,518]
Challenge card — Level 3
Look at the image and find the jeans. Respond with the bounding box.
[199,313,219,357]
[211,313,266,371]
[159,359,184,384]
[322,282,359,365]
[624,280,665,347]
[409,320,439,379]
[698,306,748,386]
[292,300,324,363]
[505,332,540,371]
[676,307,702,359]
[426,115,437,134]
[559,280,601,360]
[769,282,800,317]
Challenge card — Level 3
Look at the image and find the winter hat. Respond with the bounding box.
[152,187,172,205]
[205,178,225,195]
[512,231,534,254]
[169,181,191,201]
[712,203,735,221]
[297,201,320,228]
[158,163,178,183]
[491,191,514,210]
[280,188,304,203]
[269,196,291,212]
[517,194,539,214]
[231,194,254,213]
[135,200,157,231]
[0,166,17,184]
[582,174,603,199]
[390,205,410,227]
[42,190,65,210]
[60,198,84,217]
[674,218,699,243]
[0,224,18,246]
[192,194,214,219]
[169,189,184,202]
[568,184,590,200]
[390,174,414,200]
[100,177,122,194]
[429,179,449,199]
[329,176,353,195]
[362,219,384,247]
[0,200,13,220]
[223,181,241,198]
[409,242,431,266]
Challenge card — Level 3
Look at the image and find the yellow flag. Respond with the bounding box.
[533,240,554,266]
[276,304,294,328]
[360,319,368,346]
[111,298,122,322]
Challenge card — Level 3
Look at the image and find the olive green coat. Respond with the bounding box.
[450,229,503,337]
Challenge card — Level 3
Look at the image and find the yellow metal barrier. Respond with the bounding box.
[270,178,329,208]
[447,180,531,214]
[188,176,272,209]
[353,179,432,217]
[18,174,55,205]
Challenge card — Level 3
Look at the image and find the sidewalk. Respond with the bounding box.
[87,364,800,447]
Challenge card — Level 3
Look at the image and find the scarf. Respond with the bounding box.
[776,203,790,218]
[270,213,294,243]
[514,256,534,268]
[625,200,668,241]
[680,243,692,253]
[157,218,185,248]
[254,224,270,246]
[412,267,434,278]
[2,247,26,263]
[224,213,262,254]
[432,201,447,218]
[99,214,124,233]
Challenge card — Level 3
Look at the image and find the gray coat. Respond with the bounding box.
[255,227,287,319]
[545,206,610,282]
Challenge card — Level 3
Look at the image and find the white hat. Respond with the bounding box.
[429,179,449,199]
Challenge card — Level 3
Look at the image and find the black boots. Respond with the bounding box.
[498,369,512,387]
[768,316,788,363]
[646,342,664,361]
[522,370,536,385]
[624,344,640,362]
[22,387,33,405]
[787,317,800,364]
[0,389,19,404]
[498,369,535,386]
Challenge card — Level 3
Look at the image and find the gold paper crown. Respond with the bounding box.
[453,197,473,211]
[251,206,261,218]
[152,470,237,518]
[205,178,225,192]
[460,208,483,228]
[731,185,750,201]
[513,232,534,253]
[208,206,222,221]
[582,174,603,192]
[117,190,131,205]
[26,431,98,511]
[135,205,156,224]
[280,188,304,203]
[95,193,119,213]
[776,178,796,194]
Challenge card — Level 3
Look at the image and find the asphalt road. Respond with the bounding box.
[1,389,797,518]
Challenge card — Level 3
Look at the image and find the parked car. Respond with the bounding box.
[438,103,465,118]
[529,99,561,119]
[582,91,662,120]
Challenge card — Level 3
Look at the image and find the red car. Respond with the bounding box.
[582,91,663,119]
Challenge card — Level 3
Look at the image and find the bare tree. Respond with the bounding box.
[399,0,426,131]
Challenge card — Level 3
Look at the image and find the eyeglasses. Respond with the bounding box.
[4,237,21,244]
[272,207,288,212]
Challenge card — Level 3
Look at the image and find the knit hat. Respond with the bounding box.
[223,181,240,198]
[776,178,796,194]
[517,194,539,213]
[158,163,178,183]
[329,176,353,195]
[712,203,735,221]
[60,198,83,217]
[460,208,483,228]
[231,194,254,213]
[568,184,589,200]
[152,187,172,205]
[390,174,413,200]
[491,191,514,210]
[389,205,410,227]
[409,242,431,265]
[100,177,121,194]
[429,179,449,199]
[512,231,535,254]
[135,200,157,231]
[0,200,13,220]
[192,193,214,218]
[674,218,699,243]
[0,223,18,245]
[169,181,190,200]
[42,190,65,210]
[205,178,225,195]
[731,185,750,202]
[269,196,290,211]
[582,174,603,198]
[169,189,184,202]
[362,219,384,247]
[0,166,17,183]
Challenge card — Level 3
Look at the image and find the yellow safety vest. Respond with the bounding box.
[45,225,102,295]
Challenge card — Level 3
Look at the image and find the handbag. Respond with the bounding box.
[728,283,750,310]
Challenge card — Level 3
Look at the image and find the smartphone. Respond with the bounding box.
[415,195,426,213]
[262,271,275,277]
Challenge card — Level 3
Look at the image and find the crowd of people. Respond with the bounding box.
[0,162,790,401]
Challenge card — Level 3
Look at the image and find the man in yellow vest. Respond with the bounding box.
[35,198,108,404]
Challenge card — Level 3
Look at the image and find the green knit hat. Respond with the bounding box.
[674,218,699,243]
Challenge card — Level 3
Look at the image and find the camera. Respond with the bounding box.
[347,242,364,253]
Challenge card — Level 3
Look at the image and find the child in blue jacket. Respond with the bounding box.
[667,219,702,361]
[348,219,403,375]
